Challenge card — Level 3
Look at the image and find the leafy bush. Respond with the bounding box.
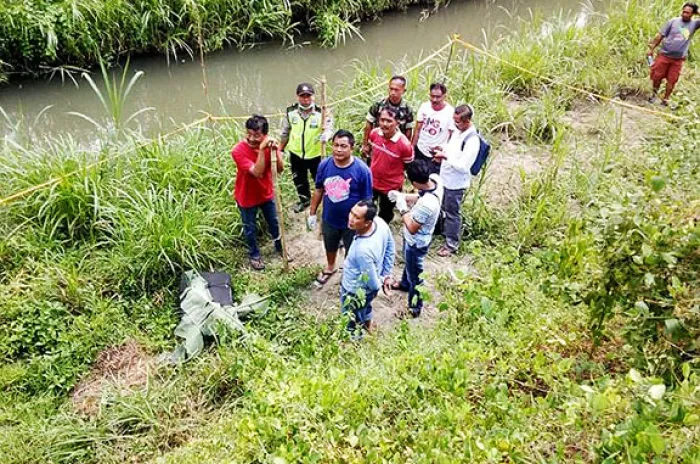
[586,171,699,379]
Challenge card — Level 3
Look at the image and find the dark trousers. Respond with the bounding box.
[341,287,378,333]
[373,189,396,224]
[442,188,465,252]
[414,146,441,176]
[238,200,282,259]
[289,152,321,205]
[400,242,429,314]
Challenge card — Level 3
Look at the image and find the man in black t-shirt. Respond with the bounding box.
[361,75,414,159]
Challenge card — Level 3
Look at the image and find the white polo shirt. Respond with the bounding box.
[439,125,480,190]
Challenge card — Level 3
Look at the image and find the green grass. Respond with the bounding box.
[0,0,450,82]
[0,0,699,462]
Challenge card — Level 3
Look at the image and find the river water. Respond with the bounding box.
[0,0,590,143]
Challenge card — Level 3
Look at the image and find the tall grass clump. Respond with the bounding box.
[68,58,153,138]
[0,0,452,82]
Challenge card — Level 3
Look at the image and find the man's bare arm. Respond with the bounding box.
[309,188,323,215]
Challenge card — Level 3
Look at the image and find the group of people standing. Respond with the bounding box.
[227,4,700,336]
[231,76,481,336]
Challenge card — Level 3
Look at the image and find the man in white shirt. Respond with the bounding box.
[412,83,455,175]
[434,104,480,257]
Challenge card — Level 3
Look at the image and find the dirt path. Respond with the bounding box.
[284,217,465,331]
[283,132,546,332]
[283,102,652,333]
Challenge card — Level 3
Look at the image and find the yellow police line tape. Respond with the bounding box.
[452,37,685,122]
[207,38,455,122]
[0,39,454,207]
[0,116,211,207]
[0,34,689,207]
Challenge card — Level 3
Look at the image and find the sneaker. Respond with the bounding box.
[410,308,422,318]
[648,95,659,105]
[293,201,309,213]
[660,99,669,107]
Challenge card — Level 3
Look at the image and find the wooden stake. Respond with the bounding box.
[317,76,328,240]
[197,20,211,111]
[271,147,289,271]
[442,34,459,84]
[320,76,328,157]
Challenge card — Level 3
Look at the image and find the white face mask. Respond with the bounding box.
[299,103,313,111]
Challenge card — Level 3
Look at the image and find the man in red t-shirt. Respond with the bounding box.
[369,107,414,223]
[231,115,285,270]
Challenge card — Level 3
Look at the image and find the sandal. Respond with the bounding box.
[249,257,265,271]
[315,269,336,285]
[437,245,454,258]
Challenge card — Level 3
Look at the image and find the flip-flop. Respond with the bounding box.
[249,257,265,271]
[315,269,336,285]
[437,246,454,258]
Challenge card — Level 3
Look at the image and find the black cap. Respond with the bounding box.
[296,83,315,95]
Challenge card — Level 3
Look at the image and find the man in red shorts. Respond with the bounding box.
[648,3,700,106]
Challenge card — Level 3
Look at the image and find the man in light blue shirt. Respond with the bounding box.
[388,159,444,317]
[341,200,395,335]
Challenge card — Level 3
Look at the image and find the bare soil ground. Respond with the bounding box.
[283,102,652,333]
[75,102,653,409]
[71,340,153,415]
[284,218,469,332]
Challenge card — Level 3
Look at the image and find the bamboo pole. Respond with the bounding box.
[320,76,328,157]
[197,20,210,111]
[271,146,289,271]
[316,76,328,240]
[442,34,459,84]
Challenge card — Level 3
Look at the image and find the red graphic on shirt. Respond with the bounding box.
[324,176,352,203]
[423,117,442,136]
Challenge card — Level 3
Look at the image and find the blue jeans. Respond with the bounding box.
[340,287,378,332]
[400,242,429,314]
[238,200,282,259]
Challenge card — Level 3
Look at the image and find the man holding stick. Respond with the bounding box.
[231,114,285,271]
[648,3,700,106]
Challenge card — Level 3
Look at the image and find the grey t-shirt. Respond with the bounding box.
[660,18,700,59]
[403,175,444,249]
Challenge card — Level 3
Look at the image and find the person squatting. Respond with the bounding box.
[232,77,484,337]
